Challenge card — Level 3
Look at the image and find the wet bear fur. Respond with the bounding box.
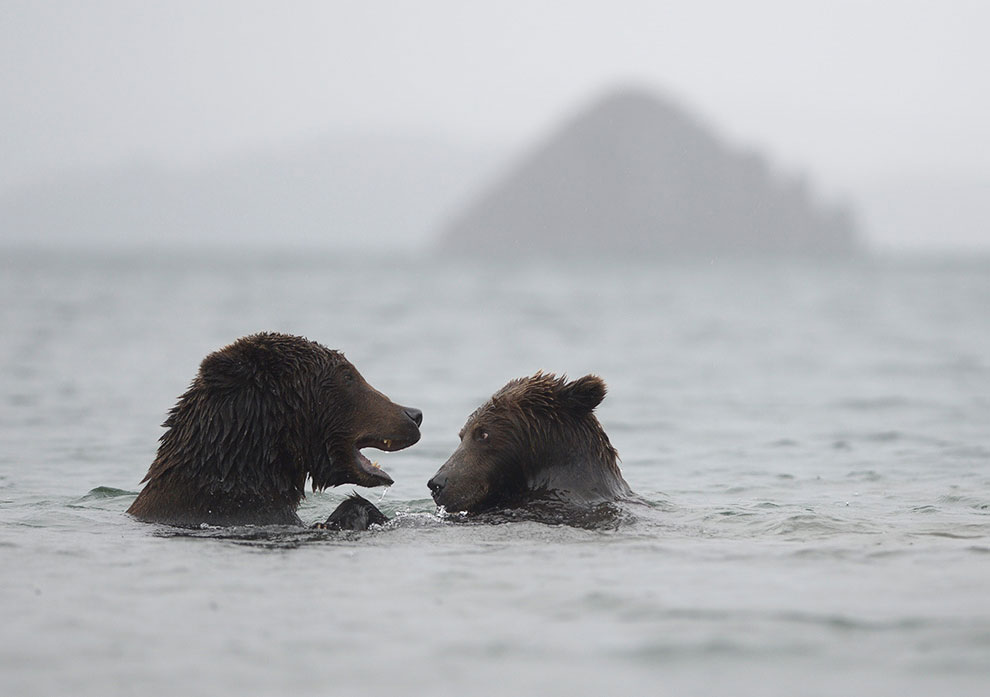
[428,372,633,515]
[317,494,389,531]
[128,332,421,528]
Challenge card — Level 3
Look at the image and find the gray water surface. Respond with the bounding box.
[1,251,988,696]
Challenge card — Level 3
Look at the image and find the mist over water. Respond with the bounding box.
[2,4,987,694]
[1,250,988,696]
[4,3,990,254]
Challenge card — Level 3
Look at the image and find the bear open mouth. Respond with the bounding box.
[353,446,394,488]
[350,434,419,488]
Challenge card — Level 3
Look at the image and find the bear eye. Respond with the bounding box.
[474,428,489,443]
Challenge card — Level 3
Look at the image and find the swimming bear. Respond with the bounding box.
[428,372,633,515]
[128,332,421,528]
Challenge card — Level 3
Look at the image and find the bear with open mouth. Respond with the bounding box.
[127,332,421,528]
[428,372,634,517]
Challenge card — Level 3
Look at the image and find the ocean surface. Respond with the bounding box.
[1,249,988,696]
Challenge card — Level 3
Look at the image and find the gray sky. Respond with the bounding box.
[2,1,988,247]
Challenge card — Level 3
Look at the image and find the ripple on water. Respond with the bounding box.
[152,524,362,550]
[835,396,912,411]
[614,608,937,664]
[757,512,882,539]
[71,487,137,504]
[864,430,904,443]
[911,526,990,540]
[846,470,885,482]
[937,494,990,511]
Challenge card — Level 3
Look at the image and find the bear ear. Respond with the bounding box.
[198,349,251,388]
[559,375,607,413]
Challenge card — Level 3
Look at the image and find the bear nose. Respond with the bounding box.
[405,407,423,427]
[427,473,446,497]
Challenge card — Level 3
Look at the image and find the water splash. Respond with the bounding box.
[75,486,135,502]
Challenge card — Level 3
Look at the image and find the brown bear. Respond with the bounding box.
[127,332,422,527]
[427,372,634,515]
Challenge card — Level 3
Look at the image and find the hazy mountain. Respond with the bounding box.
[4,92,983,256]
[0,133,501,251]
[436,88,859,257]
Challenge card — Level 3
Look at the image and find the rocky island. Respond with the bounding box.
[437,88,858,256]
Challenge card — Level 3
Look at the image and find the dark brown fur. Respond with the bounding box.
[128,333,421,527]
[316,494,389,531]
[427,372,632,513]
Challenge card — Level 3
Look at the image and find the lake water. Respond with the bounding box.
[1,249,988,696]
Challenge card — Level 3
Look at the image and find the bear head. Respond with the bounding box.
[129,332,422,526]
[427,372,630,514]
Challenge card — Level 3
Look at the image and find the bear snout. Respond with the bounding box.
[427,472,447,499]
[403,406,423,427]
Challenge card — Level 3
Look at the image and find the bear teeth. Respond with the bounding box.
[383,439,392,448]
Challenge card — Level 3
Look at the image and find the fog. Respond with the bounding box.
[3,5,990,695]
[2,0,988,252]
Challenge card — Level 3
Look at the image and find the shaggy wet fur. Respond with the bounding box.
[128,333,421,527]
[317,494,389,531]
[428,372,633,514]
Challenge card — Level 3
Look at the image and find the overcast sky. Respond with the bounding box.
[2,1,988,247]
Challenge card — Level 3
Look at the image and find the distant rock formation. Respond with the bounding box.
[437,88,859,256]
